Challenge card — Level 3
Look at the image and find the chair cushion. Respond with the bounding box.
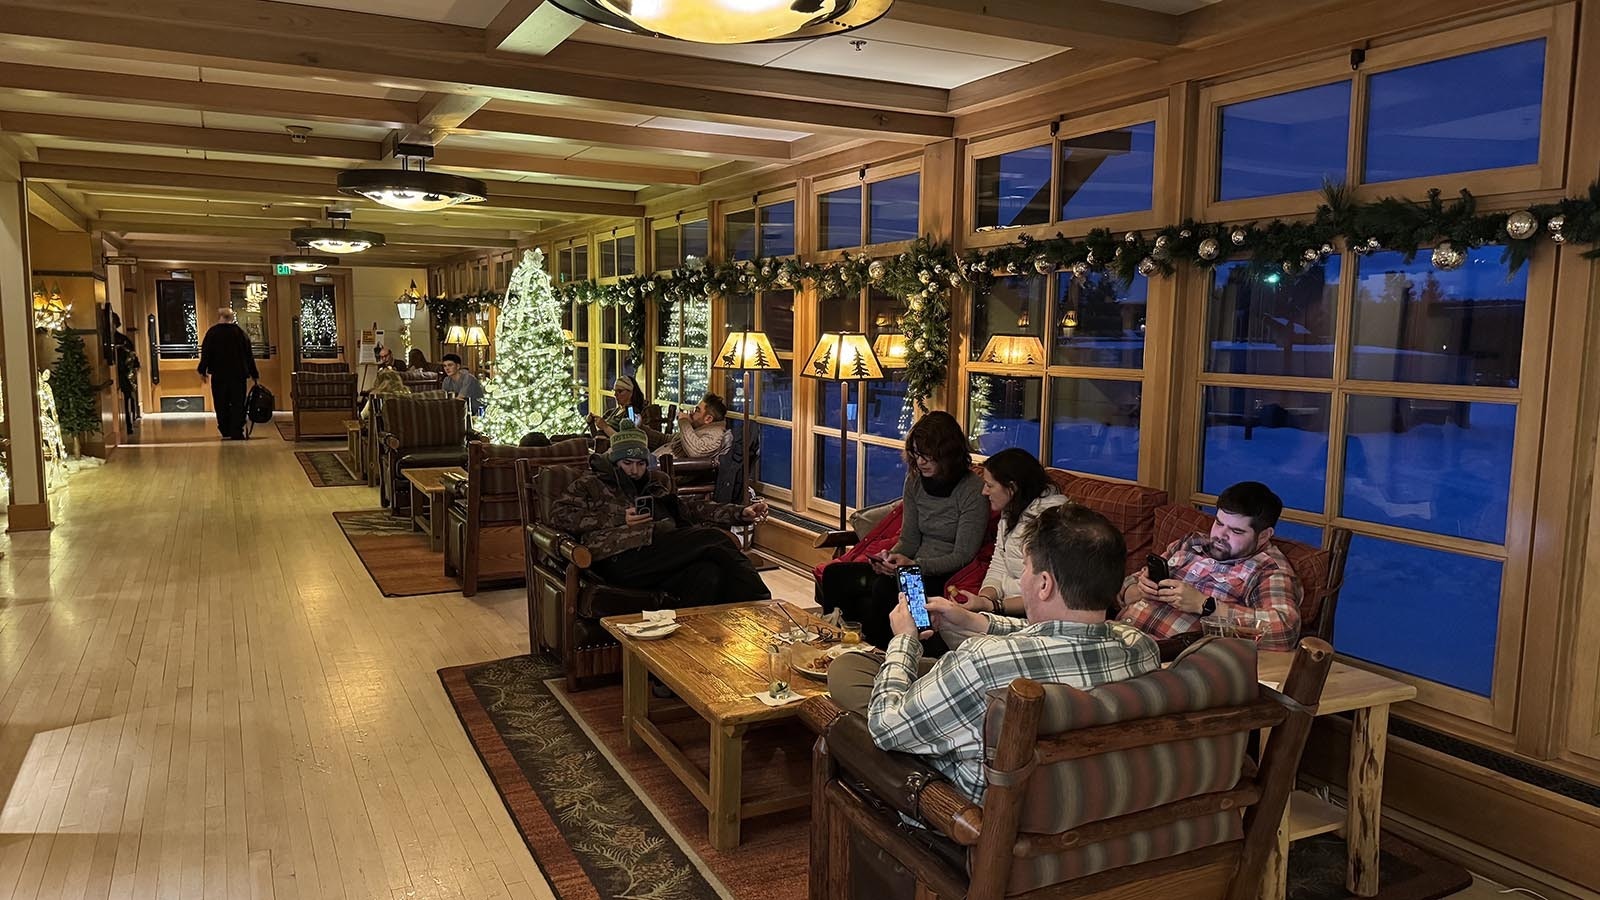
[982,637,1257,894]
[1153,504,1332,633]
[1049,470,1168,575]
[396,448,469,469]
[386,396,467,448]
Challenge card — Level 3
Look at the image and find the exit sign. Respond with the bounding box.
[274,263,292,275]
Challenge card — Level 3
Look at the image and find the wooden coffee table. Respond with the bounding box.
[600,601,837,850]
[402,466,465,552]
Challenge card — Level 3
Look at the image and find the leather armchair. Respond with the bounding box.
[443,438,589,596]
[379,395,469,516]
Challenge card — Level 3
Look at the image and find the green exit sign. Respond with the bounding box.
[274,263,292,275]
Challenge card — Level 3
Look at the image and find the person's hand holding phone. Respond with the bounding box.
[889,592,935,640]
[624,508,651,527]
[868,550,896,575]
[926,596,983,634]
[1158,580,1208,614]
[741,500,769,523]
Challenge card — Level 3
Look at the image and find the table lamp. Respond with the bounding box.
[802,331,883,531]
[444,323,468,345]
[713,330,781,507]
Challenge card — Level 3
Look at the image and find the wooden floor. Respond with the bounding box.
[0,413,813,900]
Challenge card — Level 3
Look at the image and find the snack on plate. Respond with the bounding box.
[809,653,834,673]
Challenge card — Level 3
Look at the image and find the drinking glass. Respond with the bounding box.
[767,643,792,697]
[841,621,863,646]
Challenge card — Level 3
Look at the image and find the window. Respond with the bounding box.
[869,173,921,245]
[227,277,271,357]
[557,245,589,284]
[1206,259,1340,378]
[1218,81,1351,201]
[975,145,1051,230]
[299,283,340,360]
[1059,121,1155,221]
[155,278,199,358]
[970,276,1047,362]
[1055,271,1147,369]
[1199,386,1331,513]
[819,187,862,251]
[597,232,636,279]
[1050,378,1141,481]
[653,217,712,405]
[721,197,798,493]
[1364,39,1545,183]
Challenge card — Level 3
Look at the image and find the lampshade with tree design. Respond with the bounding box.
[713,331,781,372]
[977,334,1047,367]
[803,332,883,382]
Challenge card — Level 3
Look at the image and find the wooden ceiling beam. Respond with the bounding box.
[27,183,88,232]
[485,0,584,56]
[0,113,382,161]
[120,243,451,267]
[79,195,554,229]
[413,93,494,140]
[428,146,701,185]
[889,0,1181,52]
[94,217,523,248]
[1176,0,1354,48]
[457,110,792,161]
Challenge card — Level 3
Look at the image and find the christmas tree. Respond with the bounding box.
[480,249,585,443]
[51,329,99,456]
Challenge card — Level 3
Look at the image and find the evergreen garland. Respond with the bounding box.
[51,329,100,452]
[478,250,585,443]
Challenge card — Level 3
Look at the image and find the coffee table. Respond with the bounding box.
[402,466,465,552]
[600,601,837,850]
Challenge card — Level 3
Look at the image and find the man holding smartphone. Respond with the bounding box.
[1116,481,1302,650]
[826,505,1160,802]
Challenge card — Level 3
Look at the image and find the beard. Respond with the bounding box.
[1204,539,1233,560]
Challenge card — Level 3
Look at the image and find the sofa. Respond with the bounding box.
[442,438,589,596]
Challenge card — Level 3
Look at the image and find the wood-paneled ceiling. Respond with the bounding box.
[0,0,1360,267]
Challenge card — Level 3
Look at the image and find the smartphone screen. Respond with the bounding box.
[897,565,930,629]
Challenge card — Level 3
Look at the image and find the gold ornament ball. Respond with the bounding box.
[1430,241,1466,270]
[867,259,887,282]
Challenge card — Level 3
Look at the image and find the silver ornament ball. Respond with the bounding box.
[867,259,886,282]
[1153,235,1169,250]
[918,269,933,285]
[1230,229,1248,247]
[1431,241,1465,270]
[1504,210,1538,241]
[1179,229,1193,239]
[1302,248,1320,263]
[1551,231,1568,244]
[1033,256,1054,275]
[1547,214,1566,235]
[1070,261,1091,280]
[1124,231,1139,244]
[1197,238,1221,261]
[1136,257,1159,277]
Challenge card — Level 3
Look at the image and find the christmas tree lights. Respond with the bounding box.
[479,249,586,443]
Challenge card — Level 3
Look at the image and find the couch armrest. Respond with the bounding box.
[442,471,468,505]
[527,524,592,568]
[813,529,860,550]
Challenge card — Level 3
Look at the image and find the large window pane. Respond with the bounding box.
[616,235,635,276]
[228,280,271,352]
[657,302,682,346]
[760,290,795,353]
[1206,259,1339,377]
[726,209,756,261]
[1364,40,1544,183]
[725,292,756,334]
[601,306,619,344]
[816,380,854,429]
[758,423,792,490]
[657,353,682,405]
[1350,247,1526,388]
[1342,396,1514,543]
[299,284,339,359]
[574,348,590,403]
[682,354,709,403]
[819,293,863,334]
[1049,378,1141,481]
[868,174,920,245]
[969,374,1043,457]
[1219,81,1351,201]
[599,239,617,279]
[682,295,710,352]
[760,202,795,257]
[975,145,1051,230]
[683,219,709,261]
[970,276,1047,362]
[819,187,863,251]
[654,227,680,271]
[156,279,199,356]
[1059,121,1155,221]
[1201,386,1329,513]
[758,363,793,422]
[1336,537,1502,696]
[815,435,860,509]
[863,373,912,439]
[865,443,910,507]
[1054,272,1147,368]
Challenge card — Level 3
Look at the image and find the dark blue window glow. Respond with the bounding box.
[969,374,1042,457]
[726,210,756,261]
[815,435,860,508]
[975,145,1051,230]
[865,444,909,507]
[1364,39,1545,184]
[1342,396,1514,544]
[758,362,792,422]
[760,290,794,353]
[759,423,792,490]
[760,202,795,257]
[1335,536,1502,696]
[1201,386,1329,513]
[1049,378,1140,481]
[1054,271,1147,369]
[868,174,920,245]
[819,187,862,251]
[1059,121,1155,221]
[1219,81,1351,201]
[683,219,709,261]
[863,374,912,440]
[1206,259,1340,378]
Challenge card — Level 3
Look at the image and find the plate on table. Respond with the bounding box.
[794,645,868,680]
[618,620,680,640]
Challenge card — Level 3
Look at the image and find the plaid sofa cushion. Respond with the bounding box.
[1048,470,1168,575]
[1152,504,1333,633]
[386,396,466,449]
[981,637,1258,894]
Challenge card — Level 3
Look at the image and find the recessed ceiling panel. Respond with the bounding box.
[276,0,507,27]
[636,117,809,142]
[766,38,1024,89]
[568,24,802,65]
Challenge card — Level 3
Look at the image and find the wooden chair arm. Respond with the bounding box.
[526,524,592,568]
[383,433,400,451]
[821,710,984,846]
[799,695,847,734]
[812,529,859,550]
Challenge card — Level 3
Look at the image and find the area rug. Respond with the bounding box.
[275,419,296,441]
[441,654,1474,900]
[333,510,458,597]
[296,450,362,487]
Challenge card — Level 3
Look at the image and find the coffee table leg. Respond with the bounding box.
[621,651,648,752]
[708,723,747,851]
[428,491,445,551]
[1347,704,1391,896]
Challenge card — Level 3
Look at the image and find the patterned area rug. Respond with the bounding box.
[296,450,361,487]
[333,510,458,597]
[275,419,296,441]
[442,654,1474,900]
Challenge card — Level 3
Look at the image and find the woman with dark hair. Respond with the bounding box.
[822,411,989,648]
[590,374,649,437]
[939,448,1068,647]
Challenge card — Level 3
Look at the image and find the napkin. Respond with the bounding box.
[749,689,807,708]
[643,610,677,623]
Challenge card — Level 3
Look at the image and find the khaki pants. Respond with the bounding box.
[826,651,937,715]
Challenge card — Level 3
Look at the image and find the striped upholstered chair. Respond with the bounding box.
[291,369,358,439]
[379,395,469,516]
[800,637,1333,900]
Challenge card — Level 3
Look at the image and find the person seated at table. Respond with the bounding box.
[406,348,434,372]
[589,374,648,438]
[821,411,989,648]
[359,368,410,422]
[375,344,396,369]
[440,353,484,414]
[1116,480,1302,650]
[549,421,772,607]
[655,392,731,461]
[938,448,1069,649]
[827,504,1160,802]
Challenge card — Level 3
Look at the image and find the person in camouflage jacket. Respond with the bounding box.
[550,421,773,606]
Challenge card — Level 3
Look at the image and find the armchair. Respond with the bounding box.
[379,395,468,516]
[400,369,441,392]
[443,438,588,596]
[800,637,1334,900]
[292,369,358,439]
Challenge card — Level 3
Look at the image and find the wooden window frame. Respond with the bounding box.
[812,157,924,261]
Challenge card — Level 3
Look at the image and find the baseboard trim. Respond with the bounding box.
[6,501,51,531]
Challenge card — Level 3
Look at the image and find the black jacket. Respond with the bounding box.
[197,322,259,382]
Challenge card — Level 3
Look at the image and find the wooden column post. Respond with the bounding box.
[0,157,50,530]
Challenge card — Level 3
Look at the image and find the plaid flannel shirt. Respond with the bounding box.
[866,618,1160,802]
[1116,534,1303,650]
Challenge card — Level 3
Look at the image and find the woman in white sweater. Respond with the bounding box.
[939,448,1068,647]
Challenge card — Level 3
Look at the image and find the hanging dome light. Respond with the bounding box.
[270,248,339,273]
[338,142,487,212]
[549,0,893,44]
[291,209,386,255]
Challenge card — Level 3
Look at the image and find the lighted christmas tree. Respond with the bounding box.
[480,248,585,443]
[52,329,99,457]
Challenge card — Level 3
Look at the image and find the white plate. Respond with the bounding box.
[793,645,867,679]
[618,621,680,640]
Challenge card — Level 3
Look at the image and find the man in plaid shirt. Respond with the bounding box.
[1117,481,1302,650]
[827,505,1160,802]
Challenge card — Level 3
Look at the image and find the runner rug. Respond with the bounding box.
[440,654,1472,900]
[296,450,362,487]
[333,510,458,597]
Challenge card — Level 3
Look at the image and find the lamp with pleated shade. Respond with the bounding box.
[464,325,489,347]
[712,331,783,516]
[803,332,884,529]
[444,324,468,344]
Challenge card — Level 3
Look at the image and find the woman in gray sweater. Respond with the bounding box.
[821,411,989,647]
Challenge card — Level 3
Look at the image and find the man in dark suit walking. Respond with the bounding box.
[198,308,259,440]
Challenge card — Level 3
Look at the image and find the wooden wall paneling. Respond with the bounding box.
[1144,83,1198,493]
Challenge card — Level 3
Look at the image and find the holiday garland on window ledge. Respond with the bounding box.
[425,290,502,324]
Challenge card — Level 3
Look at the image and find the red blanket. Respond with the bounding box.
[813,504,1000,597]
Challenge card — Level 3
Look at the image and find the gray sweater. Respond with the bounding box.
[891,471,989,577]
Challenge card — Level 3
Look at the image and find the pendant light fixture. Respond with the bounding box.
[548,0,893,44]
[270,247,339,273]
[338,142,487,212]
[291,209,386,255]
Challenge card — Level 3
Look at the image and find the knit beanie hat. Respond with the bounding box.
[607,420,650,463]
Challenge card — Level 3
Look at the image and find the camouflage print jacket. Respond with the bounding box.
[549,455,749,560]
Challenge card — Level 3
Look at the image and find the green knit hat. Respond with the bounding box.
[607,420,650,463]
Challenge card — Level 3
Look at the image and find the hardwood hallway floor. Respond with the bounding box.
[0,414,559,900]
